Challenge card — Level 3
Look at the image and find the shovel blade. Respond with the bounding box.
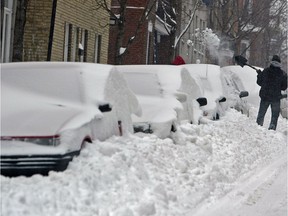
[234,55,248,67]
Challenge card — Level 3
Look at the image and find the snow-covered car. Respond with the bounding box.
[182,64,229,120]
[116,65,206,138]
[1,62,140,176]
[221,65,261,116]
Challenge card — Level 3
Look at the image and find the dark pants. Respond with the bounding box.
[256,99,280,130]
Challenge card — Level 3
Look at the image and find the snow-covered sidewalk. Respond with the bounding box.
[1,108,287,216]
[192,154,287,216]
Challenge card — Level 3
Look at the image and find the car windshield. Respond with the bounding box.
[2,64,84,104]
[123,72,163,97]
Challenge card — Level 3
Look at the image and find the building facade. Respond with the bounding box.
[108,0,155,65]
[1,0,17,63]
[108,0,210,65]
[177,1,209,64]
[153,0,178,64]
[2,0,110,63]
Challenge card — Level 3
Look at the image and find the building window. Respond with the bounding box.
[83,30,88,62]
[202,21,206,30]
[64,23,72,61]
[94,34,102,63]
[75,28,88,62]
[72,27,79,61]
[65,26,89,62]
[1,6,12,62]
[79,29,85,62]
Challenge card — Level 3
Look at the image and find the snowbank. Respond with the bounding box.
[1,108,287,216]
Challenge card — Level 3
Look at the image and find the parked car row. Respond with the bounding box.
[182,64,251,119]
[1,62,252,176]
[116,65,207,138]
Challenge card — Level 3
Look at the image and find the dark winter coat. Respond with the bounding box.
[257,63,287,101]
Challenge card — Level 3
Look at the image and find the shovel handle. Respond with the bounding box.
[245,63,258,72]
[234,55,258,72]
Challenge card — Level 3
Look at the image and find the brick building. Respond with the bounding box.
[108,0,155,65]
[108,0,182,65]
[2,0,110,63]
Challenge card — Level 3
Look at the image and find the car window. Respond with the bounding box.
[123,72,163,96]
[223,72,244,93]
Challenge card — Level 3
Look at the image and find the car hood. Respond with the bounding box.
[1,86,103,137]
[1,102,102,137]
[132,95,181,123]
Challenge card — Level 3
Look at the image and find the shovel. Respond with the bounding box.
[234,55,258,72]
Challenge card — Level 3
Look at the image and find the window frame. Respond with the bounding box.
[63,23,72,61]
[94,34,102,63]
[1,7,12,63]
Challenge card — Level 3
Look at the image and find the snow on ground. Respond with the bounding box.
[1,106,287,216]
[193,153,287,216]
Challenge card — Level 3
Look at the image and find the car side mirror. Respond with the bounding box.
[239,91,249,98]
[196,97,207,107]
[174,92,187,103]
[98,103,112,112]
[218,96,226,103]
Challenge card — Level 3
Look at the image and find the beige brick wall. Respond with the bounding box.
[23,0,110,63]
[51,0,110,63]
[23,0,52,61]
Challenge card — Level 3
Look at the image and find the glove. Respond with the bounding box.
[257,69,262,74]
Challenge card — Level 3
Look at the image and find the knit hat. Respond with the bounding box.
[272,55,281,63]
[172,56,186,65]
